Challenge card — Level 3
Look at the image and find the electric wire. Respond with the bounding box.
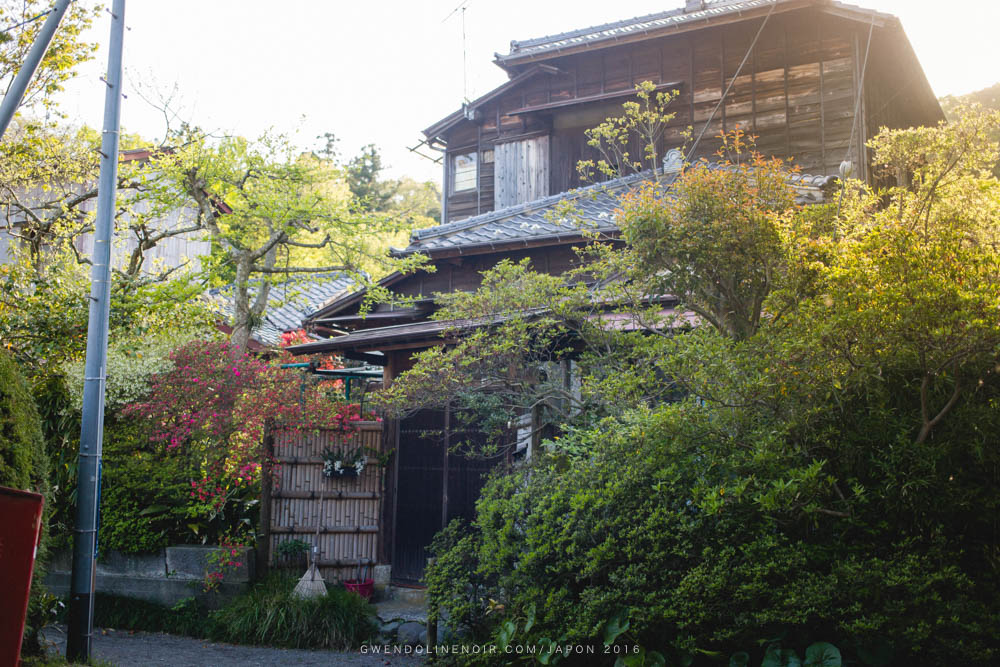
[0,6,56,35]
[837,16,876,215]
[685,0,778,163]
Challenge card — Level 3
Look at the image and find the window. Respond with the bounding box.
[451,152,477,193]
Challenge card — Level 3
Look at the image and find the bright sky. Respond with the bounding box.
[54,0,1000,183]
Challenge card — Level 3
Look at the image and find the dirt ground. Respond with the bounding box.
[42,626,425,666]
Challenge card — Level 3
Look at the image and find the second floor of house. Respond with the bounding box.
[424,0,943,224]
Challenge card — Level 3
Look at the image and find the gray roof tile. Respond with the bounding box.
[497,1,893,65]
[209,273,355,346]
[398,166,835,256]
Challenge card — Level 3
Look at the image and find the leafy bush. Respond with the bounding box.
[0,349,53,656]
[0,348,49,493]
[426,405,999,666]
[88,576,377,651]
[97,418,260,553]
[210,574,377,649]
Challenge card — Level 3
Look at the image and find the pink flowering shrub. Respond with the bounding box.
[203,533,247,592]
[122,339,378,546]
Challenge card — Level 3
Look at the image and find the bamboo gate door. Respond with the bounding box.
[261,422,384,582]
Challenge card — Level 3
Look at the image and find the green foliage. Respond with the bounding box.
[427,405,998,666]
[619,128,803,341]
[345,143,396,211]
[0,1,99,116]
[0,348,48,491]
[161,128,426,349]
[0,349,53,655]
[210,574,377,649]
[577,80,681,181]
[86,577,377,650]
[274,538,311,558]
[419,109,1000,666]
[96,418,259,553]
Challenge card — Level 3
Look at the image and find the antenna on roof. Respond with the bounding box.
[443,0,474,103]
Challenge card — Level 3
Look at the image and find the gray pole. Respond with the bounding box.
[66,0,125,661]
[0,0,73,139]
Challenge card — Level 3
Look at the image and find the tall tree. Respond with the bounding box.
[167,129,425,350]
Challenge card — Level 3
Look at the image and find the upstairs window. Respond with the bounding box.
[451,152,477,193]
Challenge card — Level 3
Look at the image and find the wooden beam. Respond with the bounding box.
[270,525,379,535]
[271,490,380,500]
[343,351,386,366]
[507,81,683,115]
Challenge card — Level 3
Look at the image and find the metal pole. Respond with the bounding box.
[66,0,125,661]
[0,0,73,139]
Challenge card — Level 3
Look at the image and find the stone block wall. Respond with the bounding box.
[46,545,254,607]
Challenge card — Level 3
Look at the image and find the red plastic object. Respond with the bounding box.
[0,485,45,666]
[344,578,374,600]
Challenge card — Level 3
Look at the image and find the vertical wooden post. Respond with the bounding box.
[441,404,450,529]
[258,422,274,577]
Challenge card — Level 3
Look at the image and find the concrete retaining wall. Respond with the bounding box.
[46,545,255,607]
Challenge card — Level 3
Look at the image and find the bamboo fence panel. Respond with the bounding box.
[266,422,383,582]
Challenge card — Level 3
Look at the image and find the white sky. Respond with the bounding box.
[52,0,1000,183]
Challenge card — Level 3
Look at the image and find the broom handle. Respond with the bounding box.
[312,490,325,581]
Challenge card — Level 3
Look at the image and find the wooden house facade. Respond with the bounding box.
[427,0,940,223]
[288,0,943,584]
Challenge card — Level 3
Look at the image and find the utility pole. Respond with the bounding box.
[66,0,125,661]
[0,0,73,139]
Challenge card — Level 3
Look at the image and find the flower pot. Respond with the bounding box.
[344,578,374,600]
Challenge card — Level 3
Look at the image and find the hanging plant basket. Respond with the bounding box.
[322,446,366,479]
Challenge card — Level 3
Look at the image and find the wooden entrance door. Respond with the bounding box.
[391,409,501,584]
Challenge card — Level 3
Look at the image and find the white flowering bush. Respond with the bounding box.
[63,325,216,413]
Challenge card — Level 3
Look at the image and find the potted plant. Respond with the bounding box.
[274,538,311,570]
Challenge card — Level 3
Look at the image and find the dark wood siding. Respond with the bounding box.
[439,8,940,223]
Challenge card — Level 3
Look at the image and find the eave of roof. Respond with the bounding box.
[422,65,560,143]
[288,316,495,356]
[495,0,897,69]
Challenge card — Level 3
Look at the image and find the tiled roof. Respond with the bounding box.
[497,0,894,65]
[209,273,354,346]
[397,167,835,256]
[398,171,652,255]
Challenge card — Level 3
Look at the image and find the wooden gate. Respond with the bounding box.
[261,422,384,582]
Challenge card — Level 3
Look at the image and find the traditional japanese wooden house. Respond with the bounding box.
[288,0,943,584]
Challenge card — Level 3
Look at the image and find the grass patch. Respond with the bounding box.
[73,574,377,650]
[211,573,377,649]
[92,593,214,638]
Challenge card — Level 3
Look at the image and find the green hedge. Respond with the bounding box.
[0,349,52,655]
[427,405,1000,667]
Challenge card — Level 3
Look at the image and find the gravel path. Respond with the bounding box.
[43,627,425,666]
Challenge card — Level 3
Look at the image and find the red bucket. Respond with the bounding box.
[344,578,374,600]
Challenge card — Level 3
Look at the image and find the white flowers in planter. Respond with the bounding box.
[321,446,366,478]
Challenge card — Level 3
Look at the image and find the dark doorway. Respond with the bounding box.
[391,408,502,584]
